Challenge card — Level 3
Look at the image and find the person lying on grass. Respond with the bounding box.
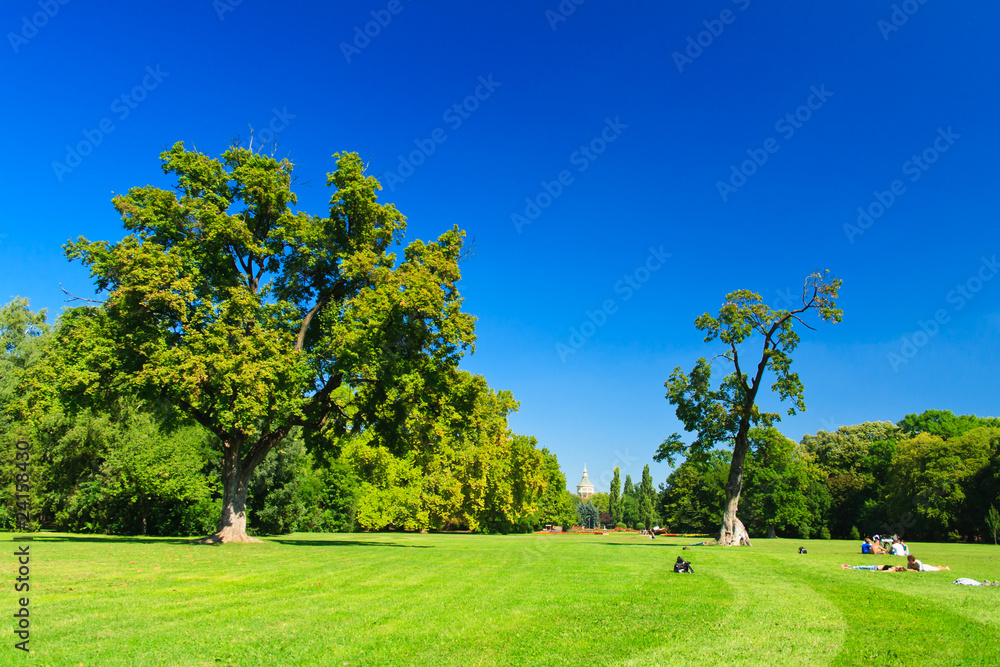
[841,564,907,571]
[906,555,950,571]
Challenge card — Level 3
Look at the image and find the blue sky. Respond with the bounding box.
[3,1,998,492]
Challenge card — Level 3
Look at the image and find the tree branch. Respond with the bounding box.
[295,297,327,351]
[59,283,105,304]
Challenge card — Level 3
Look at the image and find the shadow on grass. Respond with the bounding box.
[268,538,431,548]
[13,534,431,548]
[600,542,684,548]
[16,534,203,546]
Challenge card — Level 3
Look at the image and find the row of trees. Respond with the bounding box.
[656,411,1000,542]
[568,465,660,530]
[0,143,579,539]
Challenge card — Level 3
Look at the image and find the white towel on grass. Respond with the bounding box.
[953,578,982,586]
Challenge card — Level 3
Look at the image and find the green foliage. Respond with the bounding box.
[621,494,640,529]
[658,451,729,533]
[47,143,479,538]
[849,526,860,541]
[623,475,634,498]
[34,402,218,536]
[588,491,610,514]
[638,464,655,529]
[576,500,599,528]
[742,427,815,538]
[609,467,622,526]
[531,448,577,529]
[659,272,843,466]
[342,375,549,534]
[888,427,1000,540]
[801,422,899,537]
[986,506,1000,545]
[897,409,1000,440]
[247,434,311,536]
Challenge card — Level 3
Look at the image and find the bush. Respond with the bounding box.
[819,526,831,540]
[616,522,626,529]
[849,526,861,541]
[634,522,644,530]
[797,524,811,540]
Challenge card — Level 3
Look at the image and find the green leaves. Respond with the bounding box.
[665,271,842,456]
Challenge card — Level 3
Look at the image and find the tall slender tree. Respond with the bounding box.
[656,272,842,545]
[638,464,655,529]
[609,466,622,526]
[48,143,476,542]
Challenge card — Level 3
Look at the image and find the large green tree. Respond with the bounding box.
[657,272,842,545]
[50,143,476,542]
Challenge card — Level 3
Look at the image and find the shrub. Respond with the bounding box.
[797,524,811,540]
[819,526,831,540]
[849,526,861,541]
[616,522,626,529]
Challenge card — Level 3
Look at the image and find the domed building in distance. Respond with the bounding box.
[576,465,595,499]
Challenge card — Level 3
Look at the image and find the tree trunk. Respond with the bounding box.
[203,438,261,544]
[718,428,753,546]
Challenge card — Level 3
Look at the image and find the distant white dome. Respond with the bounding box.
[576,465,595,498]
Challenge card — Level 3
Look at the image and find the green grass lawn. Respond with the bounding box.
[3,532,999,666]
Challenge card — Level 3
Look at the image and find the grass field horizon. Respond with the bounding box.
[4,532,999,666]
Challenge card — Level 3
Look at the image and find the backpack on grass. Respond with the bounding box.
[674,556,693,573]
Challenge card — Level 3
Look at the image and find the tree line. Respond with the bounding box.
[655,411,1000,542]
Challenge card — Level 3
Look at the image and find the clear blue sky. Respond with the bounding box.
[3,1,998,492]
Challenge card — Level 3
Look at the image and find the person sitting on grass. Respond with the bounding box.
[861,538,877,554]
[906,554,950,572]
[891,538,907,556]
[841,564,906,571]
[867,538,888,555]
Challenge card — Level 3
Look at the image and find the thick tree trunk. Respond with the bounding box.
[203,438,261,544]
[718,428,753,546]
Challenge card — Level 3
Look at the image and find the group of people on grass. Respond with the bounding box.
[845,534,950,572]
[860,535,909,556]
